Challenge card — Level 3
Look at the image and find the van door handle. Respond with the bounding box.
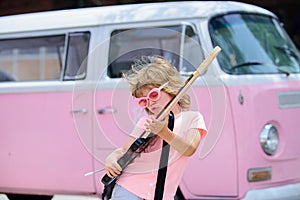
[98,108,117,114]
[71,108,88,114]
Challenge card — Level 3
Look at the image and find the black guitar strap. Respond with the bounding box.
[154,111,175,200]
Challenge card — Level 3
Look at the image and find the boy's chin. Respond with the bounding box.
[150,106,163,115]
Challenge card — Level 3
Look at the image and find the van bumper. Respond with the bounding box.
[0,194,9,200]
[243,182,300,200]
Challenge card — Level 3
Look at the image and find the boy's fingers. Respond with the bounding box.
[114,163,122,172]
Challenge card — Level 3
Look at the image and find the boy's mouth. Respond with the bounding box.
[150,105,163,113]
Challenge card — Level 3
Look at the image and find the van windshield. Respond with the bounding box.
[209,13,300,75]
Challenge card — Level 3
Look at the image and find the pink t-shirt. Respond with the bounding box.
[117,111,207,200]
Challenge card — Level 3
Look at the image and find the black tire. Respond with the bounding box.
[174,187,185,200]
[6,194,52,200]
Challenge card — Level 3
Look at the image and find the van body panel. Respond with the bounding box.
[181,86,238,197]
[0,88,95,195]
[221,75,300,197]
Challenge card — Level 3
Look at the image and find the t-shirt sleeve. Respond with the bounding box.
[130,116,149,138]
[190,112,207,138]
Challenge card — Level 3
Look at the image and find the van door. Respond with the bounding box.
[0,32,95,195]
[91,23,238,197]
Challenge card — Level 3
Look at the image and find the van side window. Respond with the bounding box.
[0,35,65,81]
[108,25,203,78]
[64,32,90,80]
[0,32,90,82]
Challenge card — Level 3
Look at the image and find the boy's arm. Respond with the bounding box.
[105,136,135,178]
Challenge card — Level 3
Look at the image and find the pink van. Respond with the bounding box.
[1,1,300,199]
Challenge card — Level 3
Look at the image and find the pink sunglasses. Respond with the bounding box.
[136,82,169,108]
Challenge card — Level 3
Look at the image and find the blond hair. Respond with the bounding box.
[123,56,190,113]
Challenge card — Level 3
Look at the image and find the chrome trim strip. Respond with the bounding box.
[278,91,300,109]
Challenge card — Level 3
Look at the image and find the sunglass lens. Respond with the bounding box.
[149,90,159,101]
[138,99,147,107]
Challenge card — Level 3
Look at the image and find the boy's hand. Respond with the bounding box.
[105,148,124,178]
[144,116,169,136]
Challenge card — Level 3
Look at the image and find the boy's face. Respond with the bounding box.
[139,87,172,115]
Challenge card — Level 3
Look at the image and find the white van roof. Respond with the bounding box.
[1,1,275,34]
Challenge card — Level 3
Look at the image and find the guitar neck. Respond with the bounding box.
[141,46,221,138]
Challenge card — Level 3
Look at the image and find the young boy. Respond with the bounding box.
[105,56,207,200]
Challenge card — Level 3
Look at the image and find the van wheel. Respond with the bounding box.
[6,194,52,200]
[174,187,185,200]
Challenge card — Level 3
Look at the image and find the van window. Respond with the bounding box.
[64,32,90,80]
[209,13,300,75]
[108,25,203,78]
[0,32,90,82]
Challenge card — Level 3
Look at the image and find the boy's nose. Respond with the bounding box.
[148,99,156,106]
